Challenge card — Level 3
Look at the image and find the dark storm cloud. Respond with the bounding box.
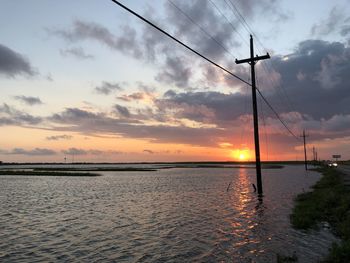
[157,90,249,126]
[13,95,43,106]
[155,56,192,88]
[200,62,250,90]
[60,47,94,60]
[0,44,36,77]
[260,40,350,120]
[164,0,289,59]
[0,103,42,126]
[165,0,238,61]
[46,134,73,141]
[95,82,123,95]
[49,20,142,58]
[8,148,56,156]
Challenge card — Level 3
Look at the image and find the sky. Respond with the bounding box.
[1,0,350,163]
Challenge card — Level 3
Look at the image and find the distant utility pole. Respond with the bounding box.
[300,130,308,170]
[315,150,318,162]
[236,35,270,195]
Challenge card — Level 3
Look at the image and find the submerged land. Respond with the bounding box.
[0,170,101,176]
[1,161,348,261]
[0,161,287,176]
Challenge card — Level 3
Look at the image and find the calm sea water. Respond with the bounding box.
[0,165,337,262]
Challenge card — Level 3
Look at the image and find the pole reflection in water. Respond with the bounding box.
[0,165,338,262]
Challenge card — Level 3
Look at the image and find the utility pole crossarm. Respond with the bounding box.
[235,53,270,65]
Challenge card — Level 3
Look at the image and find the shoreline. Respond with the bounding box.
[290,166,350,262]
[0,170,101,177]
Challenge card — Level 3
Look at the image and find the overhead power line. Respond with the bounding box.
[207,0,249,48]
[167,0,236,60]
[256,88,300,140]
[109,0,250,85]
[108,0,299,141]
[223,0,300,123]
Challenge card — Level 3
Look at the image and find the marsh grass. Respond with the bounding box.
[290,167,350,262]
[0,170,100,176]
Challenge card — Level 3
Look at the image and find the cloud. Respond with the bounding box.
[62,147,106,155]
[117,92,147,102]
[49,20,142,58]
[156,90,249,126]
[116,87,155,102]
[114,104,131,118]
[155,56,192,88]
[95,81,123,95]
[0,103,42,126]
[46,134,73,141]
[311,6,349,36]
[60,47,94,60]
[340,25,350,36]
[7,148,56,156]
[46,73,53,82]
[0,44,36,77]
[164,0,238,61]
[13,95,43,106]
[48,106,225,147]
[260,40,350,120]
[62,147,87,155]
[143,149,154,154]
[51,107,99,123]
[223,0,288,21]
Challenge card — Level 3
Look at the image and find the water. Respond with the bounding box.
[0,165,337,262]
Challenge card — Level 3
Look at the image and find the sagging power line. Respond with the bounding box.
[108,0,309,196]
[109,0,250,85]
[222,0,301,128]
[167,0,237,60]
[109,0,298,142]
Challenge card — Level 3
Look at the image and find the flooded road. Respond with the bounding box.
[0,165,337,262]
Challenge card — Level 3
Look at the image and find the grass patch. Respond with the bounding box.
[0,170,101,176]
[33,167,157,172]
[290,166,350,262]
[276,252,298,262]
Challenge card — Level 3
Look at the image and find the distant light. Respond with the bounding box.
[282,56,289,61]
[328,162,338,167]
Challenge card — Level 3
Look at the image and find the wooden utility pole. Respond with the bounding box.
[235,35,270,195]
[300,130,308,170]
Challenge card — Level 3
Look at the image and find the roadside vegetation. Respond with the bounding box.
[290,166,350,262]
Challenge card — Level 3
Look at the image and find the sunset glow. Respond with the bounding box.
[239,153,246,161]
[231,148,251,162]
[0,1,349,162]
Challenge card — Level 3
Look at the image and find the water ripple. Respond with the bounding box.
[0,166,337,262]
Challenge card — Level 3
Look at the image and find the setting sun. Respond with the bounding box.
[239,153,246,161]
[231,148,251,161]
